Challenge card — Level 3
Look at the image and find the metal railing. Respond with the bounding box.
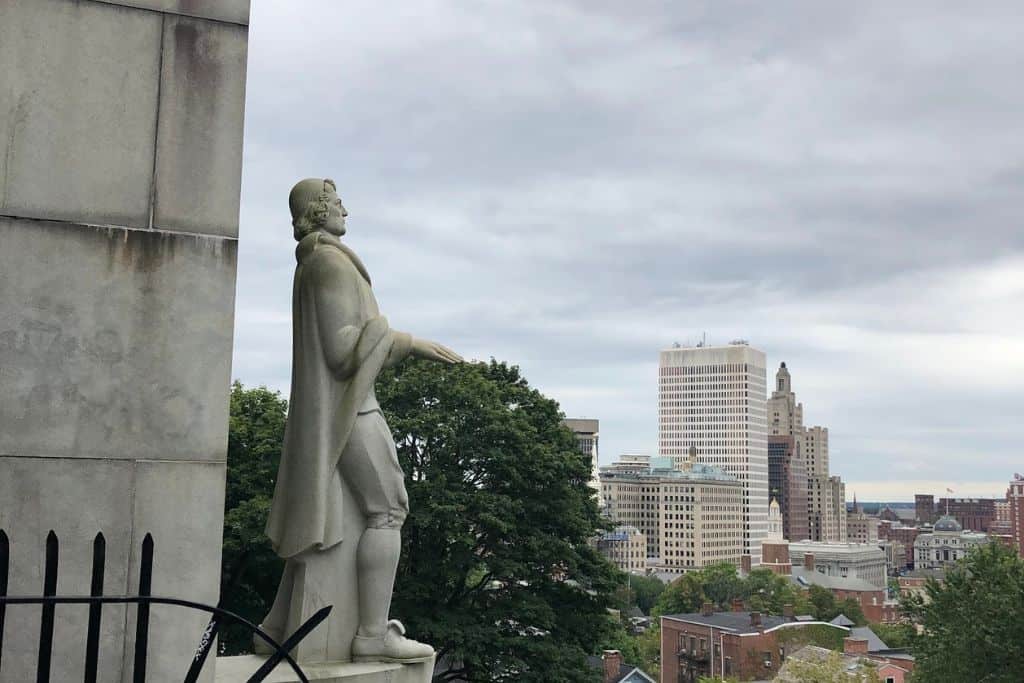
[0,529,330,683]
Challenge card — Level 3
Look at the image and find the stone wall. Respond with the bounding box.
[0,1,249,680]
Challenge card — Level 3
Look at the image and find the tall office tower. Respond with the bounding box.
[768,435,810,541]
[564,418,602,509]
[659,342,769,563]
[767,362,840,541]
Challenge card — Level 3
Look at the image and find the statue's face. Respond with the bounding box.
[323,188,348,236]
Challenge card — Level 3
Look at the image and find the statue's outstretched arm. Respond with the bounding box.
[408,337,463,364]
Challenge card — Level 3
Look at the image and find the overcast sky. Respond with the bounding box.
[234,1,1024,502]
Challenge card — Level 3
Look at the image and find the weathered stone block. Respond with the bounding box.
[0,218,236,461]
[216,656,435,683]
[120,460,226,683]
[153,15,248,237]
[0,456,134,683]
[93,0,250,26]
[0,0,161,228]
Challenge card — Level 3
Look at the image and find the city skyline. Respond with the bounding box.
[233,1,1023,503]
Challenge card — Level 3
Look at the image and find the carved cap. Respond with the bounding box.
[289,178,336,221]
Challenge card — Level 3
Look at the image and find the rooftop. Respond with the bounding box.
[600,462,739,484]
[585,655,656,683]
[663,611,791,634]
[791,566,881,592]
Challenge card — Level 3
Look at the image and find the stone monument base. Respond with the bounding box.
[216,655,434,683]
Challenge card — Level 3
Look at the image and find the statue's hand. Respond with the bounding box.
[411,338,463,364]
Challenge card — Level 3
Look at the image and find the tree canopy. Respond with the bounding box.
[379,359,618,682]
[652,564,817,620]
[901,542,1024,683]
[220,382,288,654]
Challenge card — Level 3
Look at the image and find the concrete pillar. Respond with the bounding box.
[0,1,249,681]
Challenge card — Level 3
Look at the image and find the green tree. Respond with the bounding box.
[868,621,915,650]
[600,616,642,665]
[613,573,666,615]
[701,563,744,608]
[220,382,288,654]
[837,597,867,626]
[631,574,668,615]
[635,623,661,679]
[742,568,801,615]
[654,572,707,616]
[808,584,838,621]
[379,359,619,682]
[901,542,1024,682]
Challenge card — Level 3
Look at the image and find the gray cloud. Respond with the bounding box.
[234,0,1024,500]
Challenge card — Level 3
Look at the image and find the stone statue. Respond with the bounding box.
[257,178,462,664]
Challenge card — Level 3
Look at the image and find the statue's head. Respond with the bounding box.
[289,177,347,241]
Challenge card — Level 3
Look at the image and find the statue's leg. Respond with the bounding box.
[342,412,434,662]
[340,412,410,638]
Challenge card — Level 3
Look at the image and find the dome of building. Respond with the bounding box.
[933,515,962,532]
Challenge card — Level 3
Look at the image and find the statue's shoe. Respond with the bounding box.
[352,619,435,663]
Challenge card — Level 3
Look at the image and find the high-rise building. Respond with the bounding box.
[564,418,602,509]
[767,362,844,542]
[600,454,744,571]
[658,342,769,563]
[1009,475,1024,559]
[768,435,810,541]
[828,475,848,543]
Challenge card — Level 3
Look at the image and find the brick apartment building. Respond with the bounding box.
[660,604,846,682]
[936,497,996,532]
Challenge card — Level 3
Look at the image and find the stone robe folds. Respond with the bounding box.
[265,232,411,559]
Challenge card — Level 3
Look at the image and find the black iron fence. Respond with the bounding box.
[0,529,330,683]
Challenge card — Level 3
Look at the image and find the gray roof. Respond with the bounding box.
[662,611,789,634]
[585,656,656,683]
[850,626,889,652]
[791,566,881,592]
[903,567,946,580]
[830,614,855,627]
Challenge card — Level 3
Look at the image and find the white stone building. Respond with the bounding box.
[913,515,991,570]
[788,541,887,589]
[600,455,744,571]
[658,343,769,563]
[564,418,602,509]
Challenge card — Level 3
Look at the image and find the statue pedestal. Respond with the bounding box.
[216,656,434,683]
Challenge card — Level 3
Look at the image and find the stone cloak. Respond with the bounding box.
[265,232,411,559]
